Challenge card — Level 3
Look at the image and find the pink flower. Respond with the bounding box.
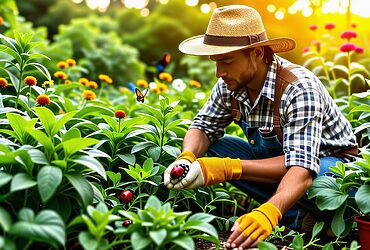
[355,47,364,54]
[309,25,318,31]
[324,23,335,31]
[340,31,357,40]
[340,43,356,53]
[303,47,310,53]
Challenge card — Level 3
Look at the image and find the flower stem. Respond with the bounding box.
[347,52,352,98]
[98,82,104,98]
[15,71,23,109]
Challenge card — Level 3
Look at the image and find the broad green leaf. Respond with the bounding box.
[52,110,79,136]
[308,176,340,199]
[172,235,195,250]
[350,104,370,113]
[76,105,114,118]
[33,107,56,137]
[148,146,161,162]
[37,166,63,203]
[65,174,93,207]
[71,155,106,180]
[312,221,324,239]
[183,221,218,239]
[291,234,304,250]
[142,158,154,174]
[162,145,181,158]
[27,62,51,80]
[145,196,162,210]
[6,113,36,144]
[131,232,151,250]
[188,213,215,223]
[27,148,48,165]
[106,171,121,186]
[0,207,12,232]
[78,231,97,250]
[257,241,279,250]
[331,202,346,236]
[355,184,370,214]
[117,154,136,165]
[0,172,12,188]
[149,229,167,246]
[62,128,81,142]
[131,141,157,154]
[101,115,118,131]
[10,173,37,192]
[26,128,54,153]
[61,138,99,158]
[9,208,65,247]
[316,190,348,210]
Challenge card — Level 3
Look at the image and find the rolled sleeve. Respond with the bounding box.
[283,87,324,174]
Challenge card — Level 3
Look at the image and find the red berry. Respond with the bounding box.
[170,163,189,180]
[119,190,134,204]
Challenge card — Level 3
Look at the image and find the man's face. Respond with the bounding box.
[210,49,258,91]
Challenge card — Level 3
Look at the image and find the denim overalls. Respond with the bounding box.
[207,119,345,230]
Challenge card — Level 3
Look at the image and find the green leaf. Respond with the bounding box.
[37,166,63,203]
[145,196,162,210]
[355,184,370,214]
[312,221,325,239]
[316,189,348,211]
[291,234,304,250]
[62,128,81,142]
[131,141,157,154]
[350,104,370,113]
[65,174,93,207]
[0,207,12,232]
[117,153,136,165]
[9,208,65,247]
[172,235,195,250]
[52,111,78,136]
[131,232,151,250]
[61,138,99,158]
[308,176,340,199]
[257,241,279,250]
[33,107,56,137]
[149,229,167,246]
[101,115,118,131]
[331,202,346,236]
[188,213,215,223]
[71,155,106,180]
[76,105,114,118]
[148,146,161,162]
[162,145,181,158]
[6,113,36,144]
[183,221,218,239]
[78,231,97,250]
[10,173,37,192]
[26,128,54,153]
[0,171,12,188]
[106,171,121,186]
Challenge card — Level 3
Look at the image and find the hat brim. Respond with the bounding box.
[179,35,296,56]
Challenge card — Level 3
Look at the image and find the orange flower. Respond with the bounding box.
[114,110,126,119]
[78,77,89,86]
[157,83,168,92]
[42,80,54,88]
[82,90,96,100]
[24,76,37,86]
[57,61,68,69]
[36,94,51,106]
[65,80,72,85]
[54,71,67,80]
[158,72,173,82]
[136,79,149,88]
[87,81,98,89]
[189,80,201,88]
[0,78,8,88]
[66,59,76,66]
[99,74,113,84]
[0,16,4,26]
[151,87,160,94]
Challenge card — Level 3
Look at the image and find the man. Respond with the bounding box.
[164,5,357,249]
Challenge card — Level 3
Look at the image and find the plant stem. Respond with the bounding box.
[138,184,142,209]
[347,52,352,98]
[98,82,104,98]
[15,70,23,109]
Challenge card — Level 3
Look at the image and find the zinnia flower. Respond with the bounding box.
[66,59,76,66]
[189,80,201,88]
[157,83,168,92]
[42,80,54,88]
[57,61,68,69]
[98,74,113,84]
[78,77,89,86]
[36,94,51,106]
[158,72,173,82]
[324,23,335,31]
[87,81,98,89]
[24,76,37,86]
[355,47,364,54]
[136,79,149,88]
[54,71,67,80]
[151,87,160,94]
[65,80,72,85]
[0,78,8,88]
[340,43,356,53]
[114,110,126,119]
[82,90,96,100]
[340,31,357,40]
[0,16,4,26]
[309,25,318,31]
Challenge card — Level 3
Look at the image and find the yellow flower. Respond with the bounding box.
[82,90,96,100]
[54,71,67,80]
[151,87,161,94]
[87,81,98,89]
[0,78,8,88]
[66,59,76,66]
[42,80,54,88]
[57,61,69,69]
[189,80,201,88]
[65,80,72,85]
[78,77,89,86]
[119,87,131,94]
[157,83,168,92]
[158,72,173,82]
[99,74,113,84]
[136,79,149,88]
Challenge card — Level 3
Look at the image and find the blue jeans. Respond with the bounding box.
[207,120,345,230]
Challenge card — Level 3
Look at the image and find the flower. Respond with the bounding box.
[54,71,67,80]
[309,25,318,31]
[87,81,98,89]
[98,74,113,84]
[351,23,357,28]
[57,61,69,69]
[324,23,335,31]
[82,90,96,100]
[189,80,201,88]
[151,87,160,94]
[0,16,4,26]
[66,59,76,66]
[0,78,8,88]
[119,87,131,94]
[340,31,357,40]
[157,83,168,92]
[24,76,37,86]
[172,79,186,92]
[303,47,310,53]
[65,80,72,85]
[78,77,89,86]
[136,79,149,88]
[355,47,364,54]
[42,80,54,88]
[195,92,206,100]
[114,110,126,119]
[36,94,51,106]
[340,43,356,53]
[158,72,173,82]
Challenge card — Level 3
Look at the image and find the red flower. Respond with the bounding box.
[0,16,4,26]
[36,94,51,106]
[340,31,357,40]
[324,23,335,31]
[340,43,356,53]
[355,47,364,54]
[24,76,37,86]
[303,47,310,53]
[114,110,126,119]
[0,78,8,88]
[309,25,318,31]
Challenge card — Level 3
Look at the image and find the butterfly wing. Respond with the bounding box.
[135,88,148,103]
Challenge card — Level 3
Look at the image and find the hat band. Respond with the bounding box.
[203,32,267,46]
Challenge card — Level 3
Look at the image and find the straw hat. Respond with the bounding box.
[179,5,296,56]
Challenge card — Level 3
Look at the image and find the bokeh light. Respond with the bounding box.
[200,3,211,14]
[267,4,276,13]
[185,0,198,7]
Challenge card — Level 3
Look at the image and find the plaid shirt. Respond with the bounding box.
[190,56,357,174]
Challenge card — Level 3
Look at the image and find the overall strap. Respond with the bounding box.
[231,96,242,125]
[273,63,299,142]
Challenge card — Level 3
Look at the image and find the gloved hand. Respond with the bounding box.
[170,157,243,190]
[227,202,282,248]
[164,151,196,189]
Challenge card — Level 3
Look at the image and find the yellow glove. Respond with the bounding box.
[236,202,282,241]
[197,157,243,187]
[176,150,197,163]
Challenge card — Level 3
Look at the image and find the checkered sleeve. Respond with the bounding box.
[283,87,324,174]
[189,80,233,143]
